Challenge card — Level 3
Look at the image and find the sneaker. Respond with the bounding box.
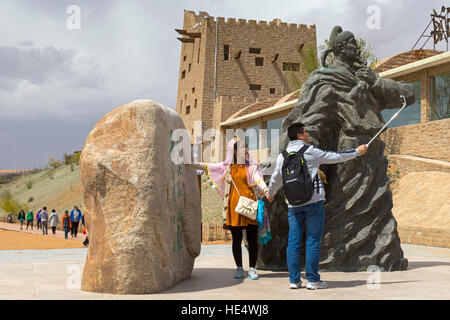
[289,282,302,289]
[306,281,328,290]
[248,268,259,280]
[234,267,244,279]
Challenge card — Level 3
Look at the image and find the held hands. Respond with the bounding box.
[357,144,368,156]
[264,191,274,203]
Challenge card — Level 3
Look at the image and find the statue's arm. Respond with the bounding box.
[370,77,415,110]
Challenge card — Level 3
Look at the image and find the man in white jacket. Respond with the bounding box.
[267,122,367,290]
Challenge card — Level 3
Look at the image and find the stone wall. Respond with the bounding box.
[398,227,450,249]
[381,118,450,162]
[176,10,316,140]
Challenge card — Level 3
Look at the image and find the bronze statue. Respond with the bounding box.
[258,26,414,271]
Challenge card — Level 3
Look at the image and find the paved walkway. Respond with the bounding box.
[0,243,449,300]
[0,221,84,241]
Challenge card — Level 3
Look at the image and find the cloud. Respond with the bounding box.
[0,0,445,169]
[0,45,77,87]
[288,0,448,59]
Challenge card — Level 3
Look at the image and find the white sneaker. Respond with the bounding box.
[306,281,328,290]
[248,267,259,280]
[289,282,302,289]
[234,267,244,279]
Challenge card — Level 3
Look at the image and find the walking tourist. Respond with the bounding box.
[36,209,41,230]
[17,210,25,230]
[40,207,49,235]
[26,210,34,230]
[49,209,59,235]
[70,205,83,238]
[61,210,71,239]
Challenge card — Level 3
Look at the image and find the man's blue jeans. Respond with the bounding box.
[287,200,324,284]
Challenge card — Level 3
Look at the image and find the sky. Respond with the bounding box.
[0,0,448,169]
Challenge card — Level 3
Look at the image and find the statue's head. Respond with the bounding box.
[321,26,363,67]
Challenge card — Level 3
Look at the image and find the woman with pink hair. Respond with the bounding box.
[189,138,271,280]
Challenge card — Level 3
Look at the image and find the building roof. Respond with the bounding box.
[379,50,450,79]
[373,49,443,73]
[221,50,450,128]
[227,99,280,120]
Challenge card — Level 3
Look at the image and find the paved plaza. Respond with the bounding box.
[0,243,449,300]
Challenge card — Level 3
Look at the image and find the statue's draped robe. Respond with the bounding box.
[258,61,414,271]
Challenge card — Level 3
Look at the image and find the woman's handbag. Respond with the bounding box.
[230,176,258,220]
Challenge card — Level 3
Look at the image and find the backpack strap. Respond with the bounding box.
[298,144,310,156]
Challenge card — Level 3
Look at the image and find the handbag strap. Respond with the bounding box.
[230,175,241,197]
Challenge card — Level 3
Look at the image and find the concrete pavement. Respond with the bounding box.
[0,243,449,300]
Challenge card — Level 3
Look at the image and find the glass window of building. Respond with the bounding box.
[266,117,285,150]
[245,126,259,151]
[430,72,450,121]
[381,81,421,128]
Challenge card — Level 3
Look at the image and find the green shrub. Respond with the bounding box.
[0,191,29,215]
[26,178,34,189]
[48,157,62,169]
[47,169,55,180]
[72,152,81,165]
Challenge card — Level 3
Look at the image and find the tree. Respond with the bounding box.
[318,37,378,69]
[72,151,81,165]
[0,191,29,215]
[48,157,61,169]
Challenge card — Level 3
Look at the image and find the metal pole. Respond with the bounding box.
[367,95,408,147]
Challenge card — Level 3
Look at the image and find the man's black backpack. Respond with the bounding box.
[282,145,319,206]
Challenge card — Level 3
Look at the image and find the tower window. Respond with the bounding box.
[188,63,191,72]
[192,87,195,93]
[249,84,261,91]
[194,99,197,108]
[249,48,261,54]
[224,45,230,61]
[183,55,186,62]
[255,57,264,66]
[270,88,276,94]
[181,70,186,79]
[185,105,190,115]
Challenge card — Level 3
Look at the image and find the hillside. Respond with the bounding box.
[0,164,224,223]
[0,165,83,218]
[3,163,447,240]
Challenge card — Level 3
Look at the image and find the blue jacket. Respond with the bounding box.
[70,209,83,224]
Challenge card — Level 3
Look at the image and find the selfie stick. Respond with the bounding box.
[366,95,407,147]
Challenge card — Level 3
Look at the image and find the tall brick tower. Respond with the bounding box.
[175,10,316,142]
